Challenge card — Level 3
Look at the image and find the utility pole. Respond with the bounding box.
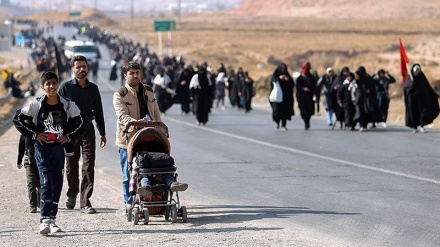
[131,0,134,26]
[177,0,181,23]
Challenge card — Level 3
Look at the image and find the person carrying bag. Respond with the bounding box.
[269,80,283,103]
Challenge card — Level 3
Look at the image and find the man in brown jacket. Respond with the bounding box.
[113,62,161,210]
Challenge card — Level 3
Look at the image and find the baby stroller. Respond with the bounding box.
[124,120,188,225]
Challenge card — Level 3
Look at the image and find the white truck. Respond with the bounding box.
[64,40,100,62]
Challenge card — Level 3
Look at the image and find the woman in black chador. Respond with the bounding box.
[176,65,195,114]
[296,62,317,130]
[269,63,294,131]
[190,63,213,125]
[403,64,439,133]
[353,66,382,132]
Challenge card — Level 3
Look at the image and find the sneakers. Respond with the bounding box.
[359,127,367,132]
[66,197,76,210]
[170,182,188,192]
[80,206,97,214]
[30,206,37,213]
[280,127,288,131]
[419,127,425,133]
[50,219,62,233]
[39,219,50,234]
[137,187,153,198]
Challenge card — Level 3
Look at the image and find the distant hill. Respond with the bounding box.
[233,0,440,19]
[22,9,117,26]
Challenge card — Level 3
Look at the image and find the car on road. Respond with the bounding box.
[64,40,100,62]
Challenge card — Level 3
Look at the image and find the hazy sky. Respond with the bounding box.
[9,0,242,12]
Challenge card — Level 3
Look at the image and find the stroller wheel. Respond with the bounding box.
[180,206,188,223]
[171,205,177,223]
[133,207,140,225]
[143,208,149,225]
[126,207,133,222]
[165,206,170,221]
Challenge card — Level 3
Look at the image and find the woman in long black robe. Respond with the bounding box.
[296,62,316,130]
[270,63,295,130]
[242,72,254,113]
[403,64,439,132]
[177,66,195,114]
[190,66,213,125]
[233,67,245,109]
[354,66,382,131]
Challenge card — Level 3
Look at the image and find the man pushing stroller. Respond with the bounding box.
[113,61,188,212]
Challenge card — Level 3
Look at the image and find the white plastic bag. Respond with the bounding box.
[269,81,283,103]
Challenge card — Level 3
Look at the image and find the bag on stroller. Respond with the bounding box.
[136,151,175,168]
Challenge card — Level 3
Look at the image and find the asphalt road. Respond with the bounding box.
[41,25,440,246]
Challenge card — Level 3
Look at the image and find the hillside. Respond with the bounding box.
[20,9,117,26]
[233,0,440,19]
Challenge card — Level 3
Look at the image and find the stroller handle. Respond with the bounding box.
[123,120,169,137]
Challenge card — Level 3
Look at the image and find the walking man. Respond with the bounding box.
[112,61,162,211]
[58,55,107,214]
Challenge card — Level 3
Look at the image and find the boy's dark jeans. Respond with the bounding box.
[34,142,65,221]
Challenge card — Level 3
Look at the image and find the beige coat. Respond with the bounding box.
[113,82,161,149]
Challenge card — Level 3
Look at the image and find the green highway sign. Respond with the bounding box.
[154,20,176,32]
[69,11,81,17]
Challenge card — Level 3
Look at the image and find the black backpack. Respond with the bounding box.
[135,151,175,168]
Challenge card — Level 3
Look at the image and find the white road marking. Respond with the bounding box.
[166,117,440,185]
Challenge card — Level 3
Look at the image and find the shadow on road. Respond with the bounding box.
[186,205,360,226]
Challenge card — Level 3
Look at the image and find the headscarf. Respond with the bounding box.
[272,63,291,81]
[301,61,311,76]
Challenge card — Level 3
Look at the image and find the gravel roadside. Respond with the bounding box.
[0,121,322,246]
[0,43,332,247]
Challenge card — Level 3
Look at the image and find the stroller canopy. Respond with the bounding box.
[127,121,171,163]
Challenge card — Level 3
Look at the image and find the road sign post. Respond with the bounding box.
[154,20,176,58]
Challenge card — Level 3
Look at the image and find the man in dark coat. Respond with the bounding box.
[403,64,439,133]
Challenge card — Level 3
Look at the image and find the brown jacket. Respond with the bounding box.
[113,82,161,149]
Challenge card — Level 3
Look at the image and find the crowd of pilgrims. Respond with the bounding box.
[64,21,256,126]
[29,21,438,131]
[270,61,439,132]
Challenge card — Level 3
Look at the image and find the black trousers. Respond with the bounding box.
[65,125,96,208]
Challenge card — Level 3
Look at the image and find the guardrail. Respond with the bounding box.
[0,88,12,105]
[0,61,34,105]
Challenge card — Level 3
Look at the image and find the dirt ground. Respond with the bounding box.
[0,119,325,246]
